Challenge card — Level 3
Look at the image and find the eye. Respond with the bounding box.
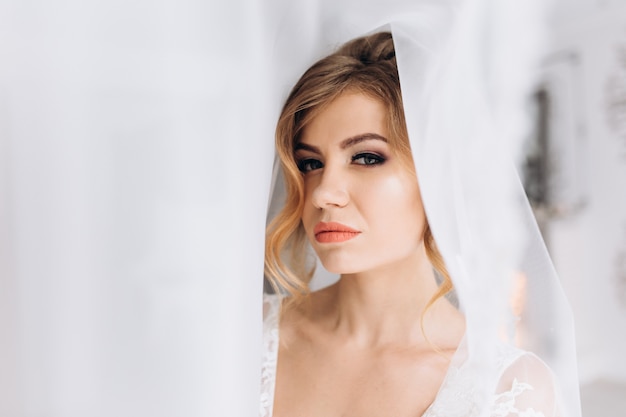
[297,158,323,173]
[352,152,385,166]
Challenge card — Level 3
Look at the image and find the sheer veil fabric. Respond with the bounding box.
[0,1,273,416]
[265,1,581,417]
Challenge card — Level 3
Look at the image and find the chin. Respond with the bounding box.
[317,257,349,275]
[317,255,368,275]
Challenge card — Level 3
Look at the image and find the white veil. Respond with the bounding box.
[266,1,581,416]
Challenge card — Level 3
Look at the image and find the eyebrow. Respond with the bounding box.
[295,133,388,153]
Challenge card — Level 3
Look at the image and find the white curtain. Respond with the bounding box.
[0,1,275,415]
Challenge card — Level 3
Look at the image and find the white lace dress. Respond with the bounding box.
[260,294,558,417]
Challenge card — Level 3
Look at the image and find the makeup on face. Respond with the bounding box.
[313,221,361,243]
[295,133,390,174]
[297,92,427,276]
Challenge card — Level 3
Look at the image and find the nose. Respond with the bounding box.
[310,166,350,209]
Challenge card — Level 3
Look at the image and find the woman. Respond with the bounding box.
[261,32,568,417]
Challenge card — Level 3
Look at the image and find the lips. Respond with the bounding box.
[313,222,361,243]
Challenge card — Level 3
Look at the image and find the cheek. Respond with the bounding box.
[370,173,421,210]
[366,175,425,237]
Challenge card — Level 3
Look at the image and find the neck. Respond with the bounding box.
[327,246,442,348]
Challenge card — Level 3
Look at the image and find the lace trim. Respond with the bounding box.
[424,345,547,417]
[260,294,281,417]
[422,364,482,417]
[492,379,546,417]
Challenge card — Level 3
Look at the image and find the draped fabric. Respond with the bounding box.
[0,1,272,415]
[0,1,580,416]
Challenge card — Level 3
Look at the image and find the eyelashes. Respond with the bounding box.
[296,152,386,173]
[297,158,323,173]
[352,152,385,166]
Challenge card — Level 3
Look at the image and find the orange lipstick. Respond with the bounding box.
[314,222,361,243]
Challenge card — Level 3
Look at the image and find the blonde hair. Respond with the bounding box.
[265,32,452,310]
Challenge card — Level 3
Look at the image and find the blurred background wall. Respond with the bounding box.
[536,0,626,415]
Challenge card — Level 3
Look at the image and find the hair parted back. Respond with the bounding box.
[265,31,452,311]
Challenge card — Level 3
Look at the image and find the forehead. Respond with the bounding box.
[298,92,389,147]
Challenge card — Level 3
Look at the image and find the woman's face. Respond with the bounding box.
[297,91,427,275]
